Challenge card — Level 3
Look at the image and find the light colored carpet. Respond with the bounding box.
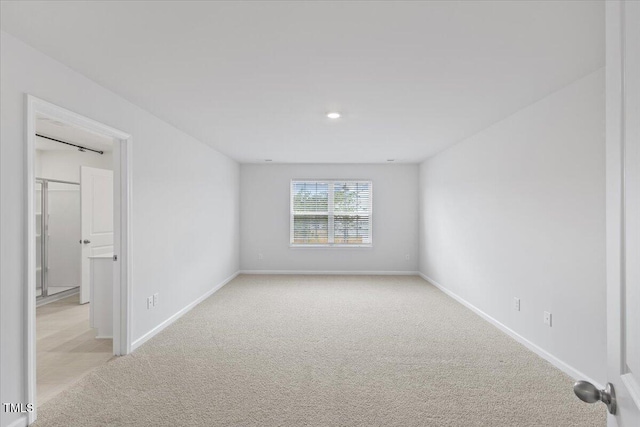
[35,275,605,426]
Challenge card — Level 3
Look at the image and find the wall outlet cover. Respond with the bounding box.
[544,311,552,327]
[514,297,520,311]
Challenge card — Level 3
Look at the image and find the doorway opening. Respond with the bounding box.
[25,95,132,424]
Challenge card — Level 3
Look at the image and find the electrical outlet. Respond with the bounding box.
[405,254,410,261]
[147,296,153,310]
[258,253,264,260]
[153,293,158,307]
[544,311,552,327]
[514,297,520,311]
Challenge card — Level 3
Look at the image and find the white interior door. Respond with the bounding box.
[80,166,113,304]
[605,1,640,425]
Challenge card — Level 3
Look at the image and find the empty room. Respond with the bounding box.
[1,1,638,427]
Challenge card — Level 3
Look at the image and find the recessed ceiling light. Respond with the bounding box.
[326,112,341,119]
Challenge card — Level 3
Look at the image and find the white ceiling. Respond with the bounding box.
[1,1,604,163]
[36,114,114,153]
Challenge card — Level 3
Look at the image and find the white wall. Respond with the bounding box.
[240,164,419,273]
[1,31,239,427]
[418,69,606,384]
[36,148,113,182]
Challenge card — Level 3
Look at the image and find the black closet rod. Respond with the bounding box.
[36,133,104,155]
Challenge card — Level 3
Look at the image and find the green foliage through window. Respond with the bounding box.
[291,181,372,246]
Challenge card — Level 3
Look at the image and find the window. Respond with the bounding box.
[290,180,373,247]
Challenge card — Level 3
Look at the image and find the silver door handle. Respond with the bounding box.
[82,239,91,244]
[573,381,616,414]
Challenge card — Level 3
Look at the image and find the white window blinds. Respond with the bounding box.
[290,180,373,247]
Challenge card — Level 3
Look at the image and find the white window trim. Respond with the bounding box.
[290,179,373,248]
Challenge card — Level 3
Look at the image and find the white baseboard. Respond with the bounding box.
[6,415,28,427]
[131,271,239,351]
[418,272,603,389]
[239,270,419,276]
[35,287,79,307]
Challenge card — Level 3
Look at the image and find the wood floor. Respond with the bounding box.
[36,294,113,406]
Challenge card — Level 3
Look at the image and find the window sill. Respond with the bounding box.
[289,244,373,249]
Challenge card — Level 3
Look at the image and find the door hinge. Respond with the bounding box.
[113,255,118,262]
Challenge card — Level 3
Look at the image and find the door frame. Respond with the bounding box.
[24,95,133,424]
[607,1,640,425]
